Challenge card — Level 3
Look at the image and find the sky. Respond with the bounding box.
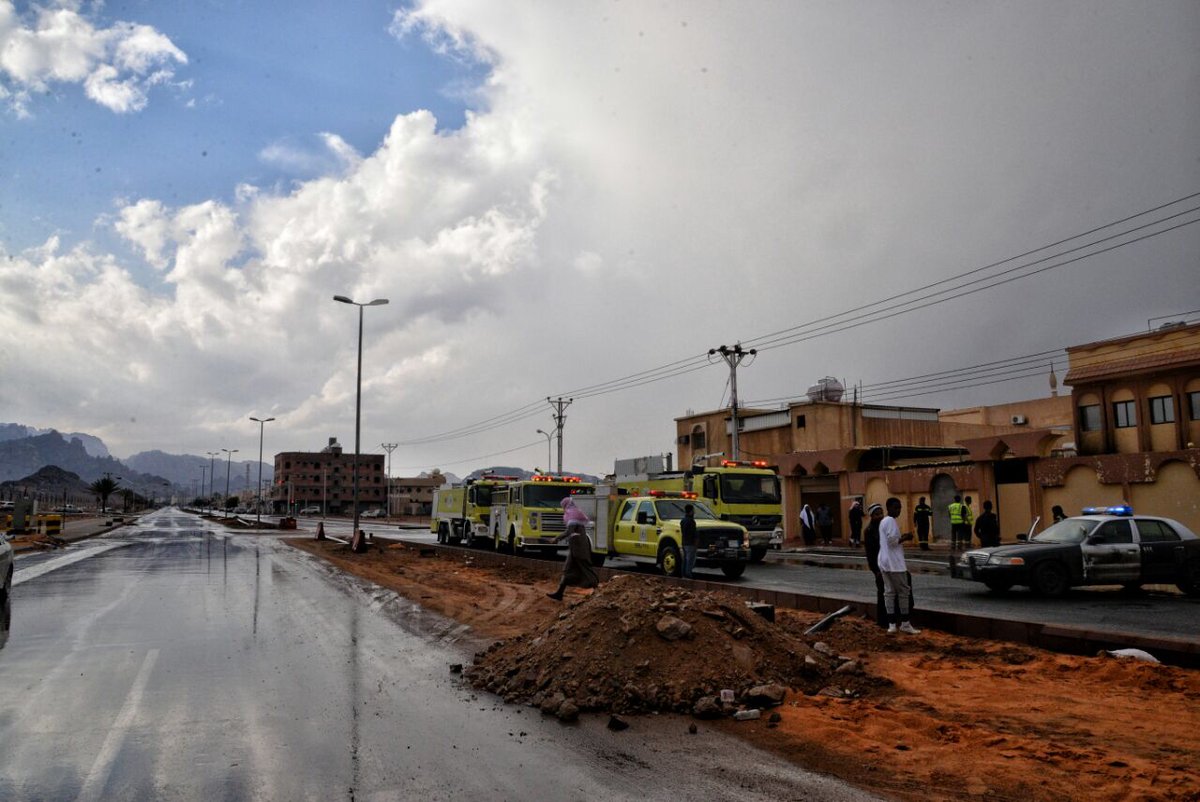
[1,0,1198,477]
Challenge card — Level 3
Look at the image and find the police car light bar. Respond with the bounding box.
[1080,504,1133,516]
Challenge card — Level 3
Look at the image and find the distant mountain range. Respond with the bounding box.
[0,424,270,497]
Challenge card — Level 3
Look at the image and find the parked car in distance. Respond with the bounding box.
[954,505,1200,596]
[299,506,322,515]
[361,509,385,518]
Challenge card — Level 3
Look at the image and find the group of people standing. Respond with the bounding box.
[948,495,1000,549]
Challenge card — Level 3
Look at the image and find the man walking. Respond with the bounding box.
[848,500,864,548]
[913,496,932,550]
[879,497,920,634]
[680,503,698,579]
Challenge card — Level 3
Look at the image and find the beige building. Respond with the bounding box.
[673,321,1200,543]
[271,437,386,515]
[389,472,447,516]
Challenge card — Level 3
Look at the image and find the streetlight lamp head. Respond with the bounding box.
[250,416,276,423]
[333,295,353,304]
[366,298,389,306]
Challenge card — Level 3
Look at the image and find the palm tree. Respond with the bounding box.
[90,476,121,513]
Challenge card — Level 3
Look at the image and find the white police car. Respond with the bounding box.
[954,505,1200,596]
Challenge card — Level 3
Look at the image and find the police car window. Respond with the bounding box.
[1135,520,1180,543]
[638,501,657,524]
[619,502,637,522]
[1090,520,1132,544]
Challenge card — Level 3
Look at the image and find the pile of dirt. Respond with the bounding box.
[465,573,890,719]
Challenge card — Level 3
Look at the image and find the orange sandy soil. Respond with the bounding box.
[287,538,1200,802]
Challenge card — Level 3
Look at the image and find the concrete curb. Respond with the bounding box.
[403,539,1200,669]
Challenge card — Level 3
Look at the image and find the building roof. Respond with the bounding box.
[1065,346,1200,384]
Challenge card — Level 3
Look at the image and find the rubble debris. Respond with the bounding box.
[464,574,884,718]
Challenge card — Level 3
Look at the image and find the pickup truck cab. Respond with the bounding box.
[575,487,750,578]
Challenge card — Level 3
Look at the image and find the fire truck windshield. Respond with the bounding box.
[523,484,593,508]
[719,474,781,504]
[654,500,718,520]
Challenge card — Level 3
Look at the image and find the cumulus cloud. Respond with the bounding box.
[2,1,1197,473]
[0,0,186,114]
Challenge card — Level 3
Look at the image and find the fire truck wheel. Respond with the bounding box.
[509,530,525,556]
[436,523,449,544]
[720,562,746,579]
[658,543,682,577]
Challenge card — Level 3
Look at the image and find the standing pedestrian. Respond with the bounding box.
[680,503,698,578]
[962,496,975,547]
[1051,505,1067,523]
[863,503,888,629]
[948,495,966,549]
[974,500,1000,548]
[816,503,834,546]
[913,496,932,551]
[879,497,920,634]
[848,500,864,548]
[799,503,816,547]
[547,496,598,600]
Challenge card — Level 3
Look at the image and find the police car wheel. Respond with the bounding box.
[1033,561,1069,597]
[1178,558,1200,597]
[983,579,1013,593]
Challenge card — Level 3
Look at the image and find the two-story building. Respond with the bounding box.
[388,472,446,516]
[271,437,386,515]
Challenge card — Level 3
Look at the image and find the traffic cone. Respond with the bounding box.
[316,521,326,541]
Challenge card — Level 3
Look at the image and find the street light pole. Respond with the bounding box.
[222,448,238,518]
[381,442,397,518]
[207,451,219,515]
[536,429,552,474]
[334,294,389,553]
[250,416,275,528]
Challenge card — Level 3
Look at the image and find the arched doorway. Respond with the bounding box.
[930,474,957,544]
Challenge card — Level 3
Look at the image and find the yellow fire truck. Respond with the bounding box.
[488,474,594,554]
[430,474,513,546]
[615,456,782,562]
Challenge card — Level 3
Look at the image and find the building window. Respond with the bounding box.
[1189,391,1200,421]
[1112,400,1136,429]
[1149,395,1175,425]
[795,415,806,429]
[692,430,706,449]
[1079,405,1102,432]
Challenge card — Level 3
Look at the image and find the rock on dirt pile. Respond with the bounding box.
[465,574,883,719]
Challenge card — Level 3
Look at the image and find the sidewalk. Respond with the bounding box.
[777,539,959,574]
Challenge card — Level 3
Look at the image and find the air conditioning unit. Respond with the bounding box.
[1011,415,1028,425]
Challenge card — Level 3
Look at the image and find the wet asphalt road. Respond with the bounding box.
[1,509,878,801]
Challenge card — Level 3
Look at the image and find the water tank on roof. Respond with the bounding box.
[806,376,845,402]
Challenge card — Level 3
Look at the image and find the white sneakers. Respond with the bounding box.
[887,622,921,634]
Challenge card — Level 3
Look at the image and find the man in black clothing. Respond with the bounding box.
[913,496,932,550]
[863,504,889,628]
[680,504,698,578]
[974,500,1000,548]
[848,500,864,548]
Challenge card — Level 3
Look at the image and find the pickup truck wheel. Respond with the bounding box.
[749,547,767,563]
[658,543,682,577]
[1177,557,1200,597]
[983,579,1013,593]
[720,562,746,579]
[1033,560,1069,597]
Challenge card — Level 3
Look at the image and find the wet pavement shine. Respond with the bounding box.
[0,509,877,801]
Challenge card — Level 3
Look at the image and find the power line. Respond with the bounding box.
[394,193,1200,449]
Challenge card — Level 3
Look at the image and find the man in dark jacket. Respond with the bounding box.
[974,500,1001,548]
[848,500,864,547]
[680,504,698,578]
[863,504,888,628]
[913,497,932,550]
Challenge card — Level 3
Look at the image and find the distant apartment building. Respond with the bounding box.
[270,437,385,514]
[388,472,447,516]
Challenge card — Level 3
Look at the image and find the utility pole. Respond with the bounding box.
[381,442,397,517]
[547,397,573,474]
[708,343,757,460]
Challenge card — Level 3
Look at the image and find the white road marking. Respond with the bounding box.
[14,542,133,585]
[76,648,160,802]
